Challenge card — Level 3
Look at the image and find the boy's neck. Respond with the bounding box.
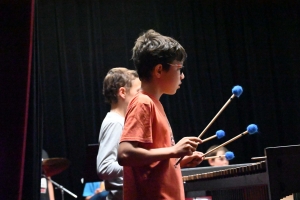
[110,103,126,117]
[141,82,162,100]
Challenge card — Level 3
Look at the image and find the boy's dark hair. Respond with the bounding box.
[132,29,187,81]
[206,145,228,160]
[103,67,138,104]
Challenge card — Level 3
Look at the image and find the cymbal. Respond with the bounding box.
[42,157,70,177]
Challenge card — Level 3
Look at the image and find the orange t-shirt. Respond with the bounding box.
[120,92,185,200]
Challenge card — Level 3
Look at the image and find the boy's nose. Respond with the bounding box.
[180,73,185,79]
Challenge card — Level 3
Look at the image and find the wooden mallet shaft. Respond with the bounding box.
[203,130,248,157]
[251,156,266,160]
[201,135,217,143]
[198,94,236,139]
[203,155,226,160]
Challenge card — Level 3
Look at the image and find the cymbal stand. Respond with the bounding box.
[43,175,77,199]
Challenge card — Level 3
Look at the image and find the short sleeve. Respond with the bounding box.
[121,98,153,143]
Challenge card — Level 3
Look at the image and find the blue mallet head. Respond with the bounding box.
[225,151,235,160]
[247,124,258,134]
[216,130,225,139]
[232,85,243,97]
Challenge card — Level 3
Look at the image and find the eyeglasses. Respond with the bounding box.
[167,63,184,74]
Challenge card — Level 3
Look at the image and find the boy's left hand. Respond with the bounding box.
[180,151,204,168]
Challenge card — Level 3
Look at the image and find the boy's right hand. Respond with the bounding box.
[173,137,202,157]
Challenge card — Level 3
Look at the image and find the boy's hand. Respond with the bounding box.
[180,151,204,168]
[173,137,202,157]
[94,188,103,194]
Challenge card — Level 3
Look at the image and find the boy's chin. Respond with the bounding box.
[166,91,178,95]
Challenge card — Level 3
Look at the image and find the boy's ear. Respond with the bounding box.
[118,87,126,99]
[208,159,214,166]
[154,64,163,78]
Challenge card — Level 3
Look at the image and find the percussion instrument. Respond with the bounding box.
[182,144,300,200]
[42,157,70,177]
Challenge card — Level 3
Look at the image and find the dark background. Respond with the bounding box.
[1,0,300,199]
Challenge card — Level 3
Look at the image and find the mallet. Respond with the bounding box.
[204,151,235,161]
[175,85,243,167]
[201,130,225,143]
[198,85,243,139]
[203,124,258,157]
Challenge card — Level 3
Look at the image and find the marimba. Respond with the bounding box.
[182,145,300,200]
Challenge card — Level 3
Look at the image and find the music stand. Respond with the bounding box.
[83,144,102,183]
[266,144,300,199]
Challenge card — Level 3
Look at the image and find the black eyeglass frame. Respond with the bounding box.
[167,63,185,74]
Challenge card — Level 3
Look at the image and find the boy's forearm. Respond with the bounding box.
[118,142,176,166]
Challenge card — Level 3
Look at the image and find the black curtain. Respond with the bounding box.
[33,0,300,199]
[1,1,35,199]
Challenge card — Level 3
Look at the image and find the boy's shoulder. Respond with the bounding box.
[131,92,154,104]
[129,92,162,111]
[102,112,124,125]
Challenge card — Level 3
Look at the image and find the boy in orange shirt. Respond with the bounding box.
[118,29,204,200]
